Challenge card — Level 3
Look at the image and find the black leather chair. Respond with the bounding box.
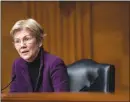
[67,59,115,93]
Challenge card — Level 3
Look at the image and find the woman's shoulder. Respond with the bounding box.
[43,51,64,65]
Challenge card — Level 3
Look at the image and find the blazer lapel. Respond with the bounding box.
[20,60,33,91]
[34,48,44,91]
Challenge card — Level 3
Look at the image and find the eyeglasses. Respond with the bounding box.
[13,35,35,46]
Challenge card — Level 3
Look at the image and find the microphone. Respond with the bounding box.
[1,75,16,91]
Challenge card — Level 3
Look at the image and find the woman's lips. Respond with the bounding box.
[21,51,29,54]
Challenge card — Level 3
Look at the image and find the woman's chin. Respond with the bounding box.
[21,56,32,62]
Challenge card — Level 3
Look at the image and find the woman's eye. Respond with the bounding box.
[25,37,30,41]
[14,40,20,43]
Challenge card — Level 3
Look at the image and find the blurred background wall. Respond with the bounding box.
[1,1,129,92]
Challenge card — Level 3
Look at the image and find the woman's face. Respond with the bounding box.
[13,29,42,62]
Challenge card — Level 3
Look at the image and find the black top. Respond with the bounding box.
[27,51,41,91]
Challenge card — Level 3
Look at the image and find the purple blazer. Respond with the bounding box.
[10,48,70,92]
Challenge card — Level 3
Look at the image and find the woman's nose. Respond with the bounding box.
[20,40,26,47]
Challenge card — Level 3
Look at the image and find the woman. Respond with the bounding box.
[10,18,70,92]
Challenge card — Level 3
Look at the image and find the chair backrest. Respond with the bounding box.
[67,59,115,93]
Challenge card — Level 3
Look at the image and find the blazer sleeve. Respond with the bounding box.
[50,58,70,92]
[10,61,17,92]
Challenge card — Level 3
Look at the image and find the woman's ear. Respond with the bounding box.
[38,33,47,47]
[38,41,43,47]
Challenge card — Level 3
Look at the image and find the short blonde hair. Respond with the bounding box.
[10,18,44,42]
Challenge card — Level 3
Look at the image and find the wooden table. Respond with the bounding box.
[1,90,129,102]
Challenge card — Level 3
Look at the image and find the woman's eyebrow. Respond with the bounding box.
[14,35,32,39]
